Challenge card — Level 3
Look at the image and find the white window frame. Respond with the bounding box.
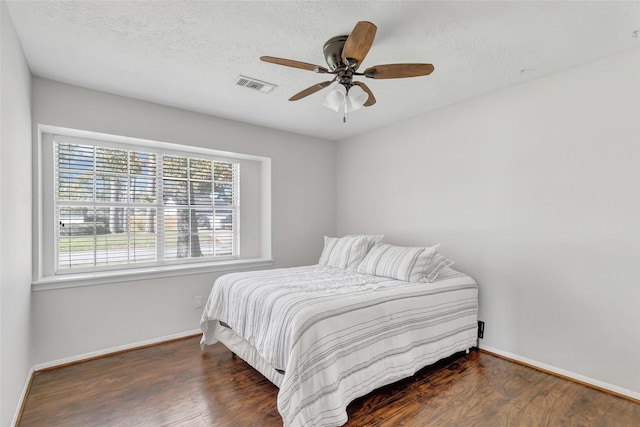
[33,125,273,290]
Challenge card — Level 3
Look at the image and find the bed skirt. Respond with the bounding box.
[204,321,284,387]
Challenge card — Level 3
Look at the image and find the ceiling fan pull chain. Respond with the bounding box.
[343,96,348,123]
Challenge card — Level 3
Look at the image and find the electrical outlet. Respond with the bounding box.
[478,321,485,339]
[194,296,203,309]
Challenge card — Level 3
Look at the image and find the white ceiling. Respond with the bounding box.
[6,1,640,141]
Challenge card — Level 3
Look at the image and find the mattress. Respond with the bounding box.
[200,265,478,427]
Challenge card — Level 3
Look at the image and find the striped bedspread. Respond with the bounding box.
[200,265,478,427]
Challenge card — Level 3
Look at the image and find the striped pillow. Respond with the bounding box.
[344,234,384,251]
[318,235,370,270]
[357,243,439,282]
[420,253,455,282]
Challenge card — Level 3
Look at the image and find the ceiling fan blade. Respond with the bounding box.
[260,56,328,73]
[364,63,434,79]
[353,81,376,107]
[341,21,377,67]
[289,81,334,101]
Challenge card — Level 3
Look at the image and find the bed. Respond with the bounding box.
[200,237,478,427]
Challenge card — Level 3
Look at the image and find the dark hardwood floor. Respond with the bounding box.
[19,336,639,426]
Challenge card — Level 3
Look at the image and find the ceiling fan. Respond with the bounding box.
[260,21,434,120]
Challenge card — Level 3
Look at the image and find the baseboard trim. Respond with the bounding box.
[12,367,35,427]
[34,329,202,372]
[479,345,640,403]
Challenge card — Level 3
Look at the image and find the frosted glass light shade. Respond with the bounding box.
[347,85,368,111]
[322,84,346,112]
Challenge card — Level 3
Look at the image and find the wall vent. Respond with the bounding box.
[235,75,277,93]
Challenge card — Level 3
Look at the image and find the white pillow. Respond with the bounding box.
[420,253,455,282]
[318,235,370,270]
[344,234,384,251]
[357,243,439,282]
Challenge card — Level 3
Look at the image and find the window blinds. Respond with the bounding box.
[54,137,239,272]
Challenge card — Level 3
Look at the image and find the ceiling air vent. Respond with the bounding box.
[235,75,277,93]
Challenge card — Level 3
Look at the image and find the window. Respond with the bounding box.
[54,135,240,273]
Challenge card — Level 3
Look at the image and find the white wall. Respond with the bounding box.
[336,49,640,395]
[1,2,33,425]
[31,78,336,365]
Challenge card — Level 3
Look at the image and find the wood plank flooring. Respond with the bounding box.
[19,336,639,426]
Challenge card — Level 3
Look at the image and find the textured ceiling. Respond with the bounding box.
[6,1,640,141]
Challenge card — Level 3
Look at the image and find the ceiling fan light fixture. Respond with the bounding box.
[323,83,368,114]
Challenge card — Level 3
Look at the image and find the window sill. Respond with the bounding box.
[32,258,275,291]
